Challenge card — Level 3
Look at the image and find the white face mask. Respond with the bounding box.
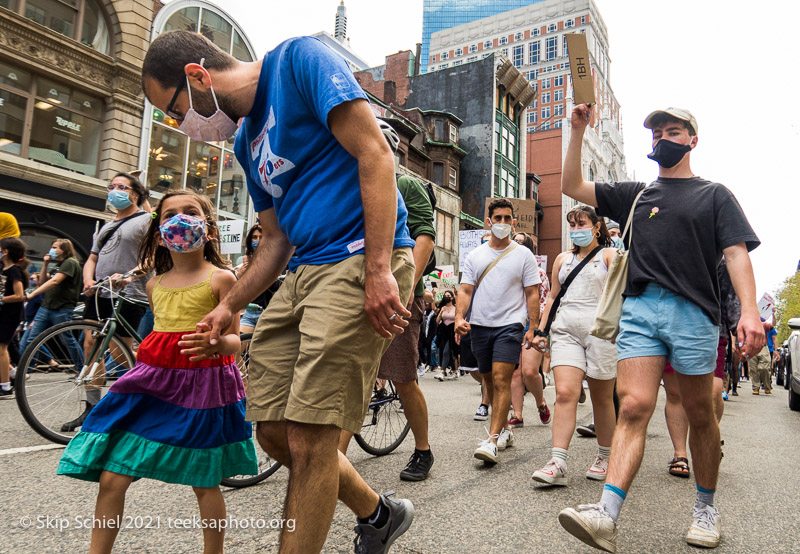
[491,223,512,240]
[178,62,238,142]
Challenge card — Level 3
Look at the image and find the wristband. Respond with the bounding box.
[533,329,547,338]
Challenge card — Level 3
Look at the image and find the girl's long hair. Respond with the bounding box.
[138,190,229,275]
[1,237,30,283]
[566,205,612,253]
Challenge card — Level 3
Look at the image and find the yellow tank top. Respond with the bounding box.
[151,268,219,333]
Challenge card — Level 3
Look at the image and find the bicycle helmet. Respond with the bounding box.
[378,119,400,153]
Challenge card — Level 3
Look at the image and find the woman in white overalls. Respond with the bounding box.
[531,205,618,486]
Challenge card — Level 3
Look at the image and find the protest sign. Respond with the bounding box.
[427,264,456,301]
[535,255,548,274]
[483,198,536,234]
[459,230,486,272]
[758,293,776,322]
[566,33,595,106]
[217,219,245,255]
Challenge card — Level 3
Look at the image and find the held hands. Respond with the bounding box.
[365,269,411,339]
[735,311,767,360]
[195,304,234,348]
[522,328,537,350]
[531,330,548,353]
[179,322,221,362]
[570,103,594,131]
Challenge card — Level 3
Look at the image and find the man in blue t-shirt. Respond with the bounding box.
[143,31,416,553]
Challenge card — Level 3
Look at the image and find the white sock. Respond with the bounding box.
[552,447,568,463]
[8,368,16,380]
[598,445,611,459]
[0,382,10,391]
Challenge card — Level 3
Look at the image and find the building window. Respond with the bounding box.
[435,211,454,251]
[541,77,550,89]
[515,32,523,41]
[501,48,508,57]
[448,166,457,189]
[526,110,537,124]
[563,34,569,57]
[546,36,558,60]
[484,40,492,49]
[547,23,557,33]
[0,63,104,177]
[453,60,463,66]
[554,103,564,116]
[581,15,586,24]
[541,106,551,120]
[470,44,477,53]
[554,119,562,128]
[499,36,508,45]
[532,28,540,36]
[442,52,448,60]
[449,123,458,143]
[432,162,444,188]
[455,48,463,56]
[541,120,550,130]
[554,89,564,101]
[8,0,112,54]
[553,75,564,87]
[513,45,524,68]
[482,53,491,59]
[526,69,538,81]
[467,56,478,62]
[440,63,449,69]
[529,41,540,65]
[430,55,436,62]
[565,19,574,28]
[541,92,551,104]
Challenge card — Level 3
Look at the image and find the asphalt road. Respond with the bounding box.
[1,373,798,553]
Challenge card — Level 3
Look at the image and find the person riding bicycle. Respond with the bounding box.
[61,172,151,432]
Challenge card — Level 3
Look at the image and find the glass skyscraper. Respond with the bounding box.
[421,0,544,73]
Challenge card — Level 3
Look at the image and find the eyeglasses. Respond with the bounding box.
[165,78,187,121]
[107,183,132,192]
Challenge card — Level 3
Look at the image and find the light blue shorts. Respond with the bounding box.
[616,283,718,375]
[241,308,263,329]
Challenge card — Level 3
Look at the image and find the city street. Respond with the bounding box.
[2,373,798,553]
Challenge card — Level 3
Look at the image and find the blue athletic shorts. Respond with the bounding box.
[470,323,524,374]
[616,283,718,375]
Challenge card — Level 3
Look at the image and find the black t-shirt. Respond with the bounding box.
[595,178,759,325]
[0,265,25,325]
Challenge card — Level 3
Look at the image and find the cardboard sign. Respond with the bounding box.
[217,219,246,255]
[458,230,488,272]
[535,255,548,274]
[758,293,776,322]
[565,34,595,106]
[427,264,457,301]
[483,198,537,234]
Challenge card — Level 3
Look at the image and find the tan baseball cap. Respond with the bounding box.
[643,107,698,135]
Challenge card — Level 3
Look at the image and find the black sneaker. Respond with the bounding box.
[399,450,434,481]
[60,402,94,432]
[0,387,13,399]
[576,422,596,437]
[354,492,414,554]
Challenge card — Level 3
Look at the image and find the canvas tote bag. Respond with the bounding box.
[590,188,646,340]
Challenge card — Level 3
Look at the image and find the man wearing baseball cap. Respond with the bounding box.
[556,104,764,551]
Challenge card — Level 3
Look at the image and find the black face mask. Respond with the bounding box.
[647,139,691,168]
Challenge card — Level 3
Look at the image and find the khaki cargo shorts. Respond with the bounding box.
[246,248,415,434]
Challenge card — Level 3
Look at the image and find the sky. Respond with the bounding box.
[203,0,799,299]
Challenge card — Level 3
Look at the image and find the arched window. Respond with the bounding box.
[4,0,110,55]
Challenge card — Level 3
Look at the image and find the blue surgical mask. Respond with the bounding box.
[251,240,260,249]
[611,237,622,249]
[48,248,58,258]
[108,190,133,210]
[569,229,594,247]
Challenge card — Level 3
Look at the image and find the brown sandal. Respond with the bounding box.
[668,456,690,478]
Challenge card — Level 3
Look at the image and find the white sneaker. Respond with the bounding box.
[532,458,568,486]
[559,504,618,553]
[686,502,721,548]
[497,428,514,450]
[434,370,445,381]
[586,454,609,481]
[474,435,499,464]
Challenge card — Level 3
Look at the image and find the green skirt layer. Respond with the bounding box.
[58,430,259,488]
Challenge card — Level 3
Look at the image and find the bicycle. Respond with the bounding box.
[354,380,410,456]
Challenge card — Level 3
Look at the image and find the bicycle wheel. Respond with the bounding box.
[221,332,282,488]
[15,320,135,444]
[354,381,410,456]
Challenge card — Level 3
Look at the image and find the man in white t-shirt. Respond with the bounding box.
[455,199,541,464]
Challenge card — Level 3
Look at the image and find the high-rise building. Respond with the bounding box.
[421,0,543,74]
[335,0,347,42]
[428,0,627,272]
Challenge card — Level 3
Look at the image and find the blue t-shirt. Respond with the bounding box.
[767,327,777,352]
[234,37,415,270]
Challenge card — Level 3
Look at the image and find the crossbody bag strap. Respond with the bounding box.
[542,244,604,335]
[466,242,518,321]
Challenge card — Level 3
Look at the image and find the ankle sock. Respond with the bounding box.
[359,496,389,528]
[598,445,611,459]
[551,447,568,463]
[0,382,10,391]
[697,485,715,507]
[415,448,432,457]
[600,483,626,522]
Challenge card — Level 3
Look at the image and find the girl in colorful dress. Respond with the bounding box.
[58,190,258,553]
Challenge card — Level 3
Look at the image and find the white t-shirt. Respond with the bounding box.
[461,242,541,327]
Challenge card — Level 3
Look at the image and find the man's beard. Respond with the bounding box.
[190,86,239,121]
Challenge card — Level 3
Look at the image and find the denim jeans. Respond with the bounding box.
[19,306,83,367]
[137,307,154,341]
[430,341,440,368]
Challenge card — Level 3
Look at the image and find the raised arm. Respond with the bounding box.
[562,103,598,207]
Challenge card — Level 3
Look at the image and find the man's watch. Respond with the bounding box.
[533,329,547,338]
